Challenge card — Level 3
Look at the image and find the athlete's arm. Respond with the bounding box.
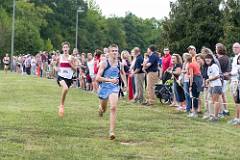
[68,56,77,71]
[55,56,60,72]
[96,61,116,83]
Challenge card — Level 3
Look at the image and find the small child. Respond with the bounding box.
[142,52,149,74]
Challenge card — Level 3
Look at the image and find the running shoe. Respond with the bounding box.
[176,106,185,111]
[218,113,225,119]
[223,110,230,116]
[202,111,210,120]
[98,105,104,117]
[109,132,115,140]
[187,112,198,118]
[58,105,64,117]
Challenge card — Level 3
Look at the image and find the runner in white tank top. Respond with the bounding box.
[57,41,76,117]
[58,54,74,79]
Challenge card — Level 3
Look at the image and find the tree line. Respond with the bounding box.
[0,0,239,57]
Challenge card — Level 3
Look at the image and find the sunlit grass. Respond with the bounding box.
[0,72,240,160]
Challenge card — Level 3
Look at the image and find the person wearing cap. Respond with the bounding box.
[188,45,197,62]
[185,52,203,118]
[161,48,172,84]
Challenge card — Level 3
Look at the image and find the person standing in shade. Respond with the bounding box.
[130,47,145,103]
[216,43,230,116]
[205,54,222,122]
[160,48,172,84]
[142,45,160,106]
[186,53,203,118]
[228,42,240,124]
[171,54,185,110]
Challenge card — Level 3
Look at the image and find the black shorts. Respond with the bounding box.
[57,76,73,88]
[234,88,240,104]
[86,75,92,83]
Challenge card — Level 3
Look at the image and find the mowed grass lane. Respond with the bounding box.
[0,72,240,160]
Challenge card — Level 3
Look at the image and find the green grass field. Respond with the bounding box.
[1,72,240,160]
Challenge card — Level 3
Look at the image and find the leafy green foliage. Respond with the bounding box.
[221,0,240,55]
[0,0,240,56]
[0,7,11,55]
[45,38,53,51]
[160,0,223,54]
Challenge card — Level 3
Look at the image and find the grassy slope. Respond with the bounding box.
[0,72,240,160]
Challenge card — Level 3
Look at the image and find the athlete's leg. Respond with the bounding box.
[58,80,69,117]
[4,65,7,74]
[99,99,108,117]
[108,93,118,140]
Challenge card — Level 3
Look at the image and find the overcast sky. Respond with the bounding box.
[94,0,176,19]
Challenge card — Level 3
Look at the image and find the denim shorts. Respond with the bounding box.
[209,86,223,95]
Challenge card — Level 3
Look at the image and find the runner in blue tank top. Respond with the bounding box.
[96,44,127,140]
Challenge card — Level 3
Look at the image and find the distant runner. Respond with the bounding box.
[56,42,76,117]
[3,53,10,74]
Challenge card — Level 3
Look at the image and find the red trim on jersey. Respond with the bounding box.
[60,63,71,68]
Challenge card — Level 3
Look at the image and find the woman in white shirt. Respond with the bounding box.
[205,54,222,122]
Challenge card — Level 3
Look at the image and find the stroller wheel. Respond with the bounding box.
[160,98,171,104]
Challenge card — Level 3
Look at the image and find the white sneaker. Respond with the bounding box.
[176,106,184,111]
[187,112,193,117]
[228,118,240,125]
[209,116,219,122]
[188,112,198,118]
[202,115,210,120]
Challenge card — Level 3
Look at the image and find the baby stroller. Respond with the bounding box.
[155,80,173,104]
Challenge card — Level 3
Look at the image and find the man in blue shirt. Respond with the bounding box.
[130,47,145,103]
[143,45,159,106]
